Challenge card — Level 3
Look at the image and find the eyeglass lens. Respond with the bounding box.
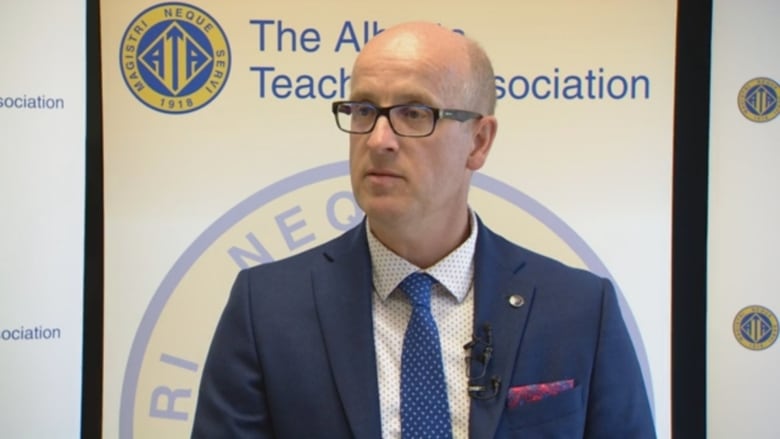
[336,103,435,136]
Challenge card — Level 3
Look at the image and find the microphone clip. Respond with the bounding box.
[464,323,501,400]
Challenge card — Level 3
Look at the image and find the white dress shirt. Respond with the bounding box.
[368,212,477,439]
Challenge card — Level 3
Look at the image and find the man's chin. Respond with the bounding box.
[359,199,411,224]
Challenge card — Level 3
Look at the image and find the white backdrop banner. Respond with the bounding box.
[101,1,676,437]
[0,0,85,437]
[708,1,780,437]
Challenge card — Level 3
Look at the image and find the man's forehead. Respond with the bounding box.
[349,28,467,106]
[349,88,438,106]
[372,32,423,58]
[357,25,464,69]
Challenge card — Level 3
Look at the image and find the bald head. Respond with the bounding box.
[353,22,496,115]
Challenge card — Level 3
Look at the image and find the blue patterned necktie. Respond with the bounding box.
[399,272,453,439]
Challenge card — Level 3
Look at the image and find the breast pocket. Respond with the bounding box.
[504,385,585,431]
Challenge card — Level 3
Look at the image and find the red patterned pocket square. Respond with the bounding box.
[506,379,575,409]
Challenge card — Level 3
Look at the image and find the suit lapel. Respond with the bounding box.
[469,220,537,437]
[311,224,383,439]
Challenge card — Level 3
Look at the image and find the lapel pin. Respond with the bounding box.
[507,295,525,308]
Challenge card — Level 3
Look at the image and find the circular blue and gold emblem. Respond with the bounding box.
[733,305,778,350]
[737,77,780,123]
[120,3,230,114]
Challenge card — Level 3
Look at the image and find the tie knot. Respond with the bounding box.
[399,272,435,308]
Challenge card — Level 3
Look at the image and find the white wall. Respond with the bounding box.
[708,1,780,437]
[0,1,85,437]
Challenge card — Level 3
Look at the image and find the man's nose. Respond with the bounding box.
[365,115,399,151]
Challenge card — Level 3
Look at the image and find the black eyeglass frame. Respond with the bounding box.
[331,101,483,138]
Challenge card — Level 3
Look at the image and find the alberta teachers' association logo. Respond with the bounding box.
[733,305,779,350]
[738,77,780,123]
[120,3,230,114]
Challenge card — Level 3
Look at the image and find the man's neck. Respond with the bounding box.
[367,209,472,268]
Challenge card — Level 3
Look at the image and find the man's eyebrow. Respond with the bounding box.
[348,91,437,106]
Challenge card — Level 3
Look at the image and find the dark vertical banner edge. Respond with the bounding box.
[82,0,104,437]
[671,0,711,437]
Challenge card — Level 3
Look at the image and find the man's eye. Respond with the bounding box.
[399,106,428,120]
[354,105,375,117]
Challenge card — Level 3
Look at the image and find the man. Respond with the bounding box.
[192,21,655,438]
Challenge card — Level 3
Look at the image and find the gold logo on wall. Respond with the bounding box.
[120,3,231,114]
[737,77,780,123]
[733,305,779,350]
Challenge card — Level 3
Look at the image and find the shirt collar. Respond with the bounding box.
[367,210,478,303]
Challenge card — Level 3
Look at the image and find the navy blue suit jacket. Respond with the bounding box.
[192,218,656,438]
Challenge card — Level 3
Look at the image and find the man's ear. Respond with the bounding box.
[466,115,498,171]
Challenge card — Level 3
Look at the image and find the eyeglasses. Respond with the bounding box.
[332,101,483,138]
